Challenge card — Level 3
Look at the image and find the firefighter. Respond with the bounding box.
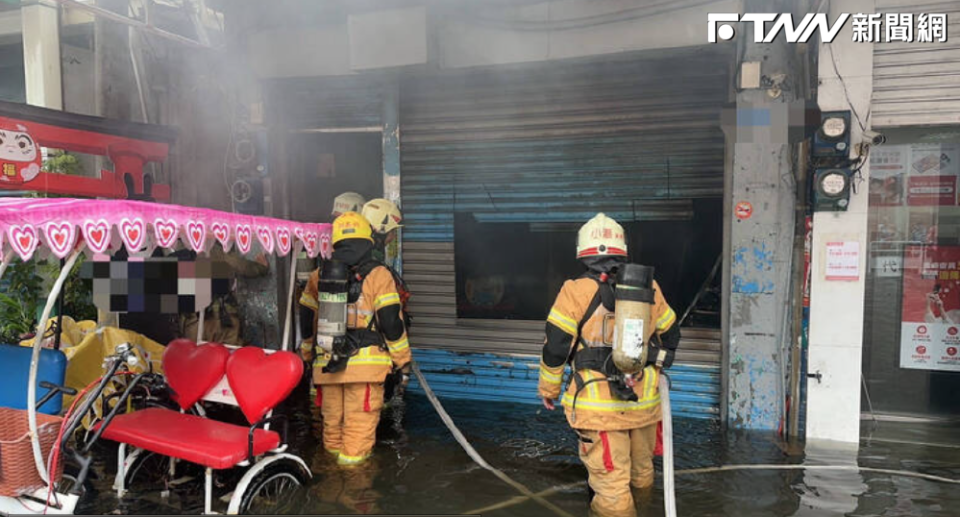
[360,198,410,403]
[361,198,403,263]
[310,212,411,466]
[299,192,367,357]
[539,213,680,517]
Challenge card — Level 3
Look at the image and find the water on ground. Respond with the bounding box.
[75,390,960,516]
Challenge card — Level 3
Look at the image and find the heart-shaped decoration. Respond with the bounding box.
[162,339,231,410]
[226,347,303,424]
[212,222,230,250]
[276,228,291,255]
[236,225,252,254]
[154,219,178,248]
[305,232,319,257]
[186,221,205,251]
[9,225,37,260]
[320,233,331,258]
[257,227,274,253]
[83,220,110,253]
[120,218,145,252]
[294,227,304,242]
[45,222,75,258]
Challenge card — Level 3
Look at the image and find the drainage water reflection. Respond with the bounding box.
[77,394,960,516]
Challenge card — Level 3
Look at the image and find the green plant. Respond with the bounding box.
[41,149,84,176]
[0,260,43,343]
[38,256,97,323]
[0,256,97,344]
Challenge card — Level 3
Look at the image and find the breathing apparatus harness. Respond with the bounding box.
[569,266,661,422]
[322,258,410,374]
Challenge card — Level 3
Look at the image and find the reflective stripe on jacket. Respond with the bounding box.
[314,266,412,385]
[539,277,676,431]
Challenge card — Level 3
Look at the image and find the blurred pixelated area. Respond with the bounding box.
[721,101,821,144]
[81,257,231,314]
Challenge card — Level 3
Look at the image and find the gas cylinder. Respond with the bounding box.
[611,263,657,374]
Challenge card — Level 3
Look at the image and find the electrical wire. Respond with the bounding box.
[824,0,872,133]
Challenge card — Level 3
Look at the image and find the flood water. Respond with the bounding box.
[76,390,960,516]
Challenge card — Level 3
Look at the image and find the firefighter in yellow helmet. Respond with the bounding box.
[309,212,412,466]
[539,213,680,517]
[300,193,367,358]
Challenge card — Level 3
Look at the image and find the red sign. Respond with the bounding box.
[0,102,173,200]
[735,201,753,220]
[901,245,960,372]
[907,175,957,206]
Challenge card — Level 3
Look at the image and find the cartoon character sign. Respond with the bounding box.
[0,121,41,184]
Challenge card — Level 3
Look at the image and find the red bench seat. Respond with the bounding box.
[100,408,280,470]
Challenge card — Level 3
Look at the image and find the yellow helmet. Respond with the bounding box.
[332,192,366,217]
[361,198,403,234]
[332,211,374,245]
[577,213,627,258]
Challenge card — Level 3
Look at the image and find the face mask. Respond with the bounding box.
[581,256,627,275]
[332,239,373,267]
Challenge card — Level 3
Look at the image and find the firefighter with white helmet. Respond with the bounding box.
[539,213,681,517]
[332,192,367,218]
[361,198,403,236]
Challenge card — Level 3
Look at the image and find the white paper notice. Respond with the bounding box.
[825,241,860,281]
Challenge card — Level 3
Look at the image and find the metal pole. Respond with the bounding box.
[197,309,205,344]
[28,249,81,483]
[281,242,302,351]
[0,250,14,281]
[53,257,66,350]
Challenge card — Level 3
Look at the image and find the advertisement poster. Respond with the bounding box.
[900,245,960,372]
[869,144,960,206]
[906,143,960,206]
[870,145,908,206]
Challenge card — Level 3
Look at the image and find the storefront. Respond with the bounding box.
[399,48,730,419]
[267,47,734,420]
[861,0,960,420]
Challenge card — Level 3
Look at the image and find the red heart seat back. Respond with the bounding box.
[226,347,304,424]
[163,339,230,410]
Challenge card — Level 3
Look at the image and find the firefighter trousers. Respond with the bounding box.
[318,382,385,466]
[577,423,658,517]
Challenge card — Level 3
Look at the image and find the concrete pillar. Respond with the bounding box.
[806,0,875,444]
[725,0,799,431]
[21,0,62,109]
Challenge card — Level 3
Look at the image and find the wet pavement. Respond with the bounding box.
[76,391,960,516]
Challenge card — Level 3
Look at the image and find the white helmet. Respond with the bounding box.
[332,192,366,217]
[361,198,403,234]
[577,213,627,259]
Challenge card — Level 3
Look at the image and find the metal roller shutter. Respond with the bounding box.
[872,1,960,127]
[400,49,730,375]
